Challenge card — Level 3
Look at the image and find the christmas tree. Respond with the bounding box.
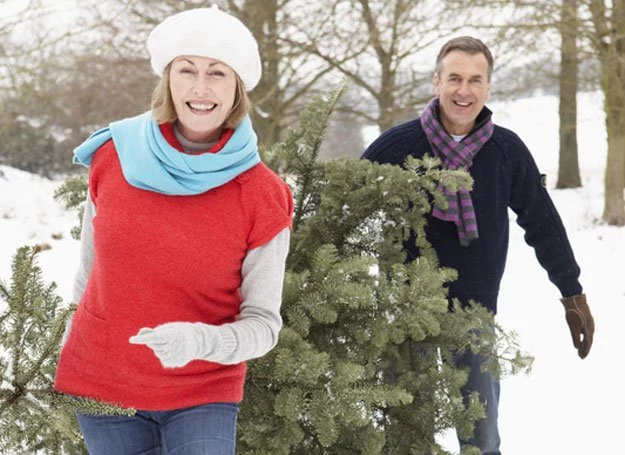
[0,82,531,454]
[0,246,132,454]
[0,245,80,454]
[238,83,532,454]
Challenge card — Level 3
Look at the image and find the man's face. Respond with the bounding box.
[433,50,491,136]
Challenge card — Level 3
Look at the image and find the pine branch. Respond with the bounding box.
[51,392,136,417]
[0,245,133,453]
[18,306,72,395]
[275,80,349,234]
[53,174,88,240]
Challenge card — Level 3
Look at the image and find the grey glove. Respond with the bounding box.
[129,322,221,368]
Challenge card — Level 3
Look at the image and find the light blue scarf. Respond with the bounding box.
[73,111,261,195]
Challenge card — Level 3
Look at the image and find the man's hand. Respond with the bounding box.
[560,294,594,359]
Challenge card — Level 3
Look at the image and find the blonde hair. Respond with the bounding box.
[150,62,250,128]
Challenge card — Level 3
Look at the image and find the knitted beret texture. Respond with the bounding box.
[147,6,262,91]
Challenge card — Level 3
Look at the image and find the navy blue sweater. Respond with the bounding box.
[362,111,582,314]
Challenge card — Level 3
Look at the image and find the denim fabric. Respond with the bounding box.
[76,402,238,454]
[454,349,501,455]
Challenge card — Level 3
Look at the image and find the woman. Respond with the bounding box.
[54,6,293,454]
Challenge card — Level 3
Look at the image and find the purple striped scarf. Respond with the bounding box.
[420,97,494,246]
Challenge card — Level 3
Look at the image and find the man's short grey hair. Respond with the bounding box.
[435,36,494,81]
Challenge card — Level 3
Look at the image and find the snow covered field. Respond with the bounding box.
[1,92,622,454]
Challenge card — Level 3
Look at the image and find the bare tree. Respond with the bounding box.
[586,0,625,225]
[286,0,475,132]
[6,0,606,178]
[0,0,108,175]
[2,0,155,157]
[558,0,582,189]
[226,0,337,148]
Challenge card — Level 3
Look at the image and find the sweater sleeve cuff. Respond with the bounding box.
[213,325,239,363]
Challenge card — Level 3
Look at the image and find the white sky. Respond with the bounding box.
[0,91,622,454]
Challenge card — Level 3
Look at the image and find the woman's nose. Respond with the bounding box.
[193,78,210,96]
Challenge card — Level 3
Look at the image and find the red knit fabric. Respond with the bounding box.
[158,123,235,154]
[54,138,293,411]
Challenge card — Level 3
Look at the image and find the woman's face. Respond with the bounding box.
[169,55,237,142]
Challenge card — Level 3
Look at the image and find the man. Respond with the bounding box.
[361,36,594,454]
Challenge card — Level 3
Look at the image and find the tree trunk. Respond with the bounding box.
[239,0,284,148]
[602,60,625,224]
[597,0,625,225]
[557,0,581,188]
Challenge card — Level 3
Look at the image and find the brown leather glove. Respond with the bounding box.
[560,294,594,359]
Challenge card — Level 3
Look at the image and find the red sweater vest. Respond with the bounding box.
[54,135,293,411]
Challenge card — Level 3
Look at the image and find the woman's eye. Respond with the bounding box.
[209,71,225,78]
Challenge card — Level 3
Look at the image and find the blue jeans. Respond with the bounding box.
[76,402,238,455]
[454,349,501,455]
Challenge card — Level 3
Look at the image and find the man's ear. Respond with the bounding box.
[433,73,441,96]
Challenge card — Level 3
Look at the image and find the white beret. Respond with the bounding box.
[147,5,262,91]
